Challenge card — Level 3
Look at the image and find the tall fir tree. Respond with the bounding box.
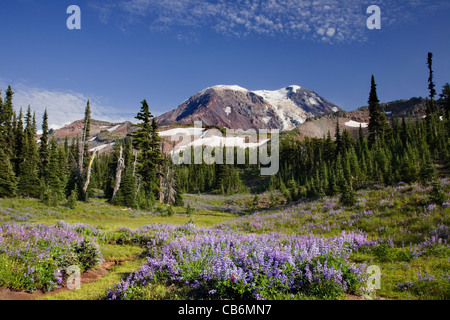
[130,99,164,207]
[82,100,91,168]
[42,136,65,205]
[114,140,138,208]
[12,108,25,176]
[335,119,342,155]
[439,83,450,118]
[368,75,384,147]
[0,148,17,197]
[0,86,15,157]
[39,108,49,180]
[18,106,41,198]
[426,52,437,116]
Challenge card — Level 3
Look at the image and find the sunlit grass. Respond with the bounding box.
[38,258,146,300]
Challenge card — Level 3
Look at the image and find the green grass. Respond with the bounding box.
[100,244,143,261]
[0,197,237,230]
[38,258,146,300]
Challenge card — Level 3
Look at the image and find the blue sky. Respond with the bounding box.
[1,0,449,128]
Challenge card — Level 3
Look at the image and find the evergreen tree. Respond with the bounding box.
[0,90,2,143]
[324,130,335,162]
[67,189,78,209]
[0,86,15,157]
[130,99,164,207]
[419,145,436,185]
[18,106,40,198]
[12,108,24,175]
[439,83,450,118]
[41,136,65,205]
[429,179,446,205]
[426,52,437,115]
[339,182,357,207]
[39,108,49,180]
[82,100,91,168]
[341,129,353,154]
[368,75,383,147]
[327,165,339,196]
[335,119,342,155]
[186,203,194,216]
[0,148,17,197]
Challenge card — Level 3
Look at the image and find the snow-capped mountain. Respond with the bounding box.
[252,85,339,130]
[156,85,340,131]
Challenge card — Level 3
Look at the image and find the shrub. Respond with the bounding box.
[339,185,357,207]
[67,189,77,209]
[167,206,175,217]
[429,180,446,205]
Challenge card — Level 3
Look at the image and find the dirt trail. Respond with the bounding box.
[0,261,115,300]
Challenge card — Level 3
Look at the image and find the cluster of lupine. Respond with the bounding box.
[106,224,373,300]
[0,208,33,222]
[108,223,184,246]
[0,221,102,292]
[397,270,450,299]
[218,206,340,235]
[55,220,106,241]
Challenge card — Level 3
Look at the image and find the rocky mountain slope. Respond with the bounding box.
[293,97,428,139]
[156,85,340,131]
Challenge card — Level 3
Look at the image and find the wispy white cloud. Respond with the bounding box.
[0,81,136,130]
[90,0,450,43]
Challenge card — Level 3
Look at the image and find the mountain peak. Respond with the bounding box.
[286,85,302,91]
[208,85,248,92]
[156,84,340,131]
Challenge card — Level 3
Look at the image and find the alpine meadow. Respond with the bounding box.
[0,1,449,309]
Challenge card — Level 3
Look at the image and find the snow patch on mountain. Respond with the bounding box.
[345,120,368,128]
[252,87,308,130]
[158,127,205,137]
[202,85,248,94]
[107,125,121,132]
[90,142,115,152]
[171,134,269,154]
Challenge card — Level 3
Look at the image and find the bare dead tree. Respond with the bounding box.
[111,146,125,202]
[160,161,177,204]
[82,148,98,195]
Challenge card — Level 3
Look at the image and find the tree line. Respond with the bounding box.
[0,94,183,209]
[270,52,449,206]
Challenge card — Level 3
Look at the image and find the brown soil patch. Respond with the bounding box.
[0,261,115,300]
[345,294,389,300]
